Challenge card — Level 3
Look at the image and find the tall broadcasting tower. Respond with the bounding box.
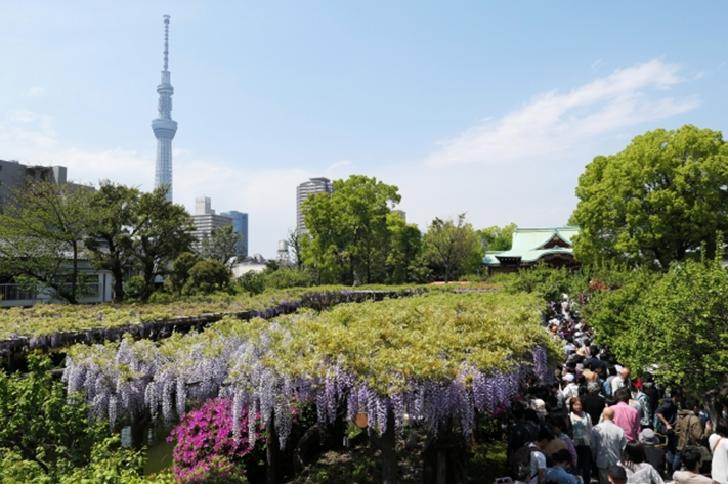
[152,15,177,202]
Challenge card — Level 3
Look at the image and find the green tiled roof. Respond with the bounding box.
[483,227,579,266]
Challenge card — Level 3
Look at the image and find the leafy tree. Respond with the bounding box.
[199,224,244,270]
[480,223,517,251]
[83,181,139,303]
[385,211,424,284]
[570,125,728,268]
[424,214,484,282]
[264,268,315,289]
[165,252,200,296]
[302,175,401,284]
[131,187,196,302]
[287,229,304,271]
[182,260,230,296]
[237,271,266,296]
[0,179,94,304]
[586,251,728,395]
[0,354,107,478]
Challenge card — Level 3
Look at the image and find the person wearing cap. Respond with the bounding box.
[709,421,728,484]
[607,465,628,484]
[672,446,712,484]
[544,448,579,484]
[639,428,667,477]
[617,440,664,484]
[592,407,627,484]
[562,373,580,405]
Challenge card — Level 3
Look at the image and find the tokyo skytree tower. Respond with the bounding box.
[152,15,177,202]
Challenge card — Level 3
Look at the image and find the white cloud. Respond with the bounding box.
[425,60,700,167]
[27,86,45,97]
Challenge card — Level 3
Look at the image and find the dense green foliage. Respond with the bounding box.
[0,354,171,484]
[424,214,485,282]
[0,180,92,304]
[301,175,403,284]
[479,223,517,252]
[585,255,728,395]
[0,180,195,304]
[570,125,728,268]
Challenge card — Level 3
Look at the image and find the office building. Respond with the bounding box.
[220,210,249,258]
[191,196,232,247]
[296,177,333,233]
[152,15,178,202]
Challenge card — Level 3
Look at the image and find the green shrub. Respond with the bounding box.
[265,269,315,289]
[237,271,266,296]
[125,276,145,301]
[182,260,230,296]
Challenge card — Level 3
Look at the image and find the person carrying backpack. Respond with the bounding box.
[511,427,553,484]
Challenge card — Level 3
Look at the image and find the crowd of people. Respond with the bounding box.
[505,296,726,484]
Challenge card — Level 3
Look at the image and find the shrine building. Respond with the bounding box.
[482,227,580,274]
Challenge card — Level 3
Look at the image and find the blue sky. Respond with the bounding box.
[1,2,726,257]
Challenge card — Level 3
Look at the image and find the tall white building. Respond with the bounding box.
[296,177,333,233]
[191,196,232,247]
[152,15,177,202]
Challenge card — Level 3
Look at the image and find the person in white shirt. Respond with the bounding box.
[592,408,627,484]
[618,441,663,484]
[709,422,728,484]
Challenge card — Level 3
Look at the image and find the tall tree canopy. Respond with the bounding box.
[424,214,484,282]
[0,180,93,304]
[480,223,517,251]
[301,175,401,284]
[570,125,728,268]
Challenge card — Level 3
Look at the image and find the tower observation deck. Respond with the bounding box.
[152,14,177,202]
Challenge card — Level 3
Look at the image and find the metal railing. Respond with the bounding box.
[0,283,36,301]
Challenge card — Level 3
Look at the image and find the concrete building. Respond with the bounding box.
[0,160,68,212]
[220,210,249,258]
[152,15,177,202]
[296,177,333,233]
[191,196,232,247]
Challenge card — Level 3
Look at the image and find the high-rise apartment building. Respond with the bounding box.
[152,15,177,202]
[296,177,333,233]
[191,196,232,247]
[220,210,249,258]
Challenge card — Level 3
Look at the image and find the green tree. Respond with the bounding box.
[131,187,196,302]
[570,125,728,268]
[0,354,107,478]
[424,214,484,282]
[183,260,230,296]
[199,224,244,270]
[480,223,517,251]
[0,180,93,304]
[302,175,401,284]
[384,211,424,284]
[165,252,200,296]
[83,181,139,303]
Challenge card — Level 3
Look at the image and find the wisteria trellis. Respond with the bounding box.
[63,293,557,449]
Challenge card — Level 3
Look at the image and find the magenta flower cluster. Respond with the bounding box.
[167,397,257,483]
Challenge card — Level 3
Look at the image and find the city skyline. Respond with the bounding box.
[0,2,726,257]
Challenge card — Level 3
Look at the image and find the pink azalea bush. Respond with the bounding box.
[167,397,257,483]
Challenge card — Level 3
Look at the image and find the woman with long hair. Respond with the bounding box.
[567,397,593,484]
[618,440,663,484]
